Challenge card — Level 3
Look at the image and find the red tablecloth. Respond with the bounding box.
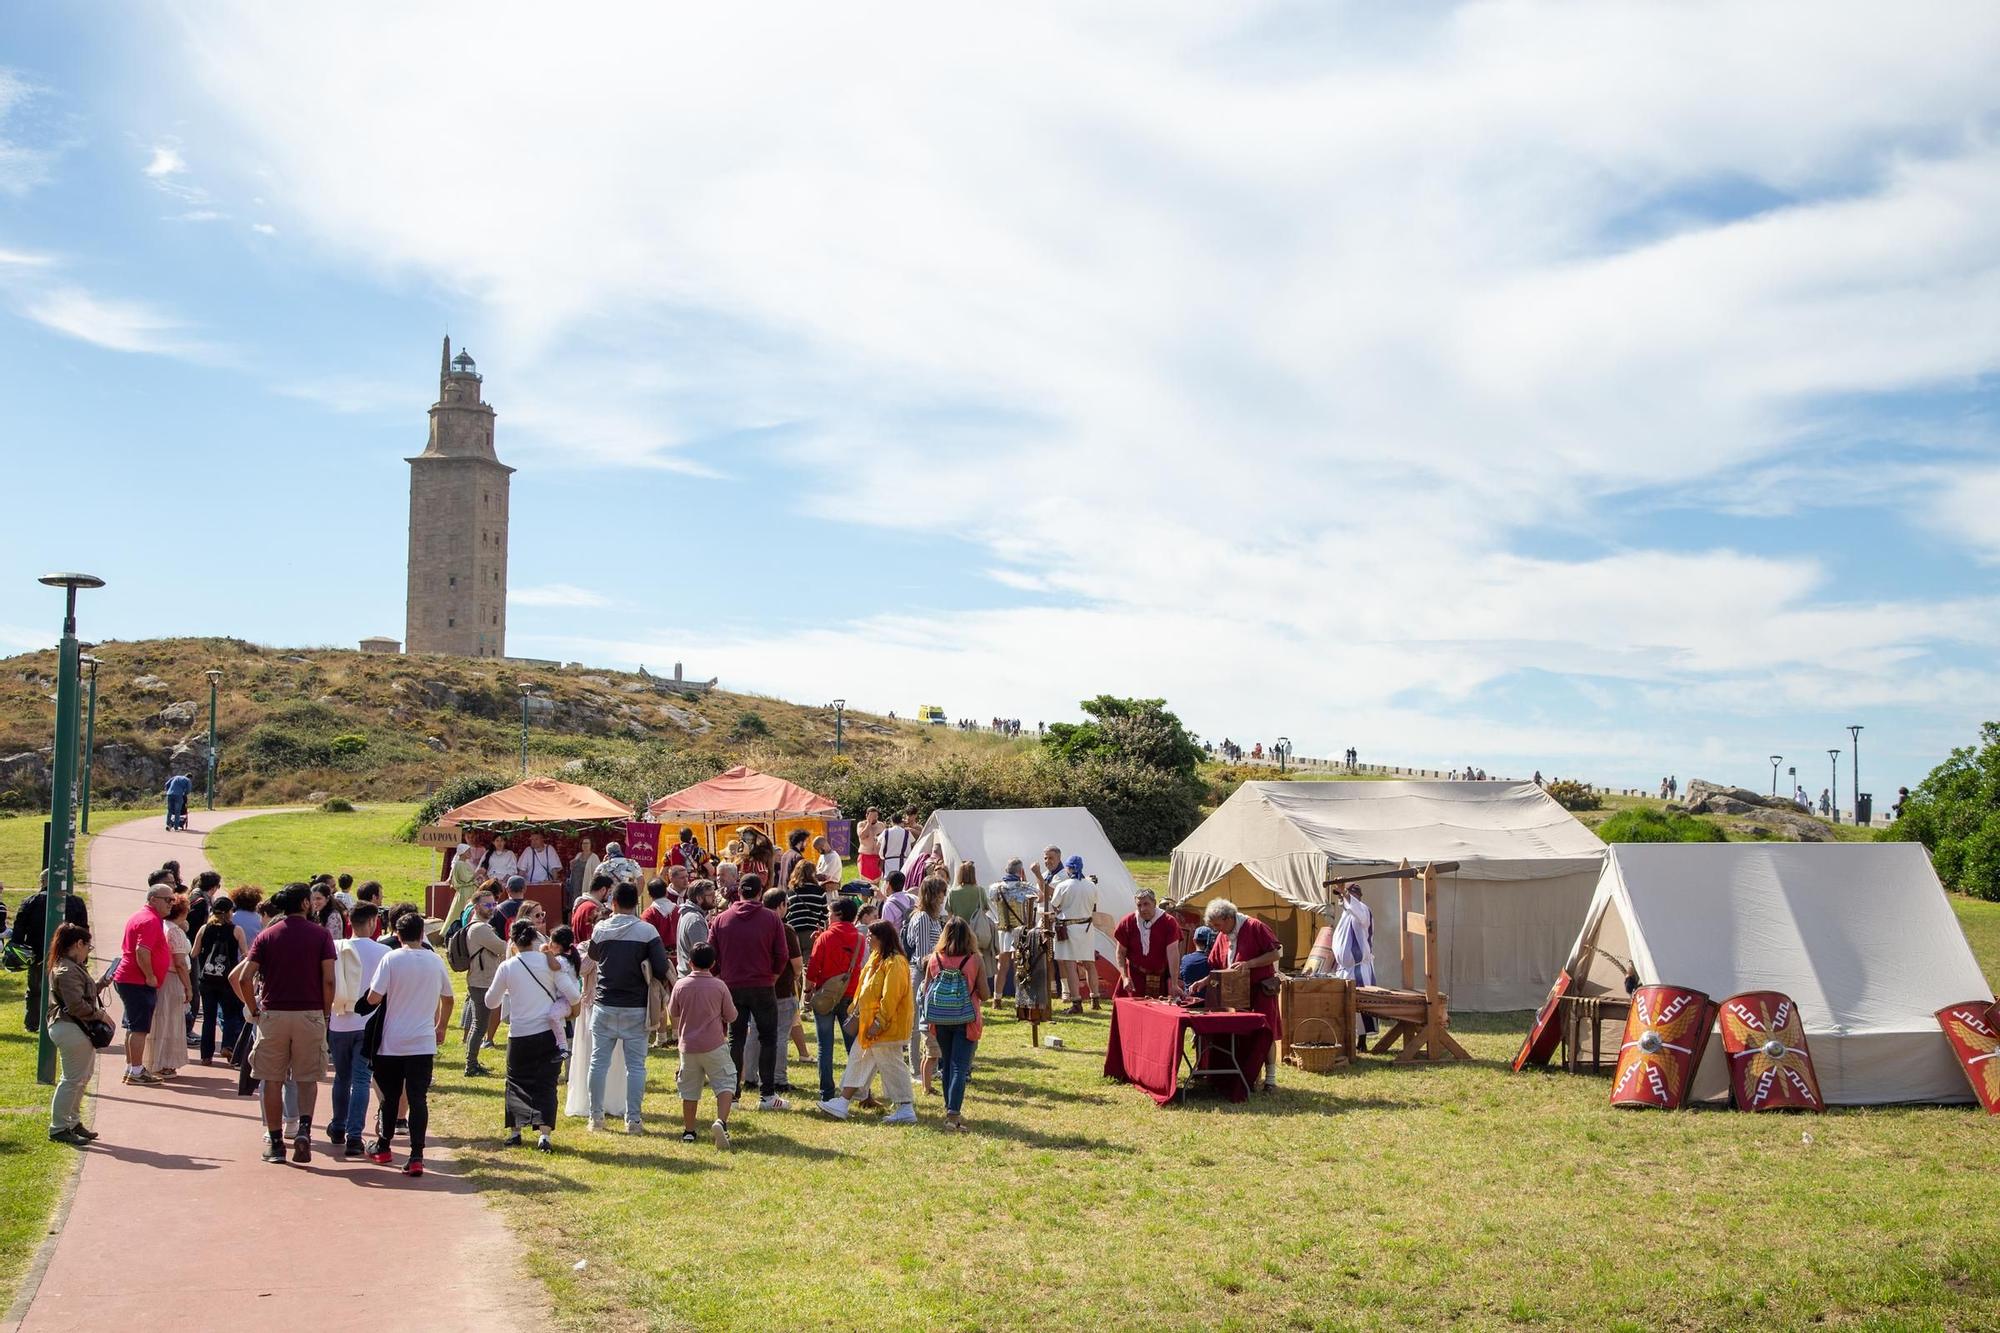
[1104,998,1273,1104]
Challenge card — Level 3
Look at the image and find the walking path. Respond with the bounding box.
[13,810,545,1332]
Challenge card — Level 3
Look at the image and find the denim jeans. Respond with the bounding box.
[199,980,244,1063]
[814,997,853,1100]
[462,985,490,1071]
[727,986,780,1099]
[327,1027,372,1141]
[933,1022,978,1115]
[742,995,799,1092]
[48,1017,94,1131]
[588,1004,648,1124]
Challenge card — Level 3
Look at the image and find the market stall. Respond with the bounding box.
[645,765,839,861]
[429,777,636,920]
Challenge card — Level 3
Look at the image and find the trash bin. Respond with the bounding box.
[1855,792,1872,827]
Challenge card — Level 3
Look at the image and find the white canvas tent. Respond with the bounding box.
[1559,842,1993,1106]
[1168,781,1606,1010]
[907,806,1139,991]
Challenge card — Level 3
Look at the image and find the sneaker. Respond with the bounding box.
[343,1136,364,1159]
[625,1122,646,1136]
[712,1119,731,1149]
[883,1104,917,1125]
[815,1096,851,1120]
[47,1126,84,1145]
[502,1130,522,1148]
[588,1116,605,1132]
[535,1134,554,1154]
[292,1134,312,1164]
[368,1142,394,1165]
[680,1130,699,1144]
[122,1070,163,1086]
[758,1095,789,1112]
[402,1159,424,1177]
[464,1064,488,1077]
[261,1137,287,1163]
[68,1123,98,1142]
[282,1120,297,1140]
[326,1126,344,1147]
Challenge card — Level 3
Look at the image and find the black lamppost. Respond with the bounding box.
[518,682,534,775]
[79,655,100,833]
[1769,754,1782,798]
[1827,748,1841,823]
[1277,736,1290,773]
[833,699,846,755]
[204,668,222,810]
[1847,724,1864,825]
[35,572,103,1085]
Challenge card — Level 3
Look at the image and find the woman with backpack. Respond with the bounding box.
[815,920,914,1125]
[903,876,948,1095]
[923,917,985,1132]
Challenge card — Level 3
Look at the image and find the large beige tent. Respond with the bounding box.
[1168,780,1605,1010]
[1557,842,1993,1106]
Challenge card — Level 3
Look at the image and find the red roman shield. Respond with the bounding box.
[1512,970,1572,1072]
[1717,991,1823,1112]
[1609,984,1713,1110]
[1935,1000,2000,1115]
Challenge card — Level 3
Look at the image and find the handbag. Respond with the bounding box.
[81,1015,116,1049]
[809,938,860,1016]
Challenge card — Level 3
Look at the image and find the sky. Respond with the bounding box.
[2,2,1997,804]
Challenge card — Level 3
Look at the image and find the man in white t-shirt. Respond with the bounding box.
[327,902,390,1157]
[812,833,842,888]
[358,912,455,1176]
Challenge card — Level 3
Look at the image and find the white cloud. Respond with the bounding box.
[249,221,275,235]
[0,69,62,195]
[19,285,210,360]
[167,209,225,222]
[1930,469,2000,564]
[163,3,2000,781]
[143,143,186,177]
[0,245,52,267]
[509,583,613,609]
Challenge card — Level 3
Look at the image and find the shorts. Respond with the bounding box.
[676,1044,738,1101]
[250,1009,329,1084]
[114,980,159,1033]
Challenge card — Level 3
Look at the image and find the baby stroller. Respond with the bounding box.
[165,774,193,830]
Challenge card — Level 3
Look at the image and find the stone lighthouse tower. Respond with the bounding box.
[405,337,513,657]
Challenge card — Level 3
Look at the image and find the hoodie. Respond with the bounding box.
[586,911,670,1009]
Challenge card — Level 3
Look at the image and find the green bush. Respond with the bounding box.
[731,711,770,741]
[1889,721,2000,901]
[1596,808,1726,843]
[1545,779,1601,812]
[320,796,355,813]
[329,733,367,757]
[403,770,512,839]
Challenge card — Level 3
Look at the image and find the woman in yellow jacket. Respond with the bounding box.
[815,921,916,1124]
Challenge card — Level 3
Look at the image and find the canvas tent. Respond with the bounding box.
[1557,841,1994,1106]
[1168,780,1606,1010]
[906,807,1139,993]
[646,765,839,857]
[445,776,632,826]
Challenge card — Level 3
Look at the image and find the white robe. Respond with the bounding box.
[1049,873,1098,964]
[564,965,627,1118]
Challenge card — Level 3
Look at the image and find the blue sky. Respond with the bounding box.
[3,3,1998,804]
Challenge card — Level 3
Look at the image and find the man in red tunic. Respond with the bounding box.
[1113,889,1183,999]
[1204,899,1284,1090]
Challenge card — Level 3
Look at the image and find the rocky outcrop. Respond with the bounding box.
[1727,810,1836,843]
[145,700,199,731]
[93,743,165,789]
[168,737,210,779]
[1,750,51,793]
[131,674,169,693]
[1684,778,1808,817]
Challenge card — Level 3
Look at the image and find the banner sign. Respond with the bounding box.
[826,818,855,858]
[414,823,461,849]
[622,821,663,871]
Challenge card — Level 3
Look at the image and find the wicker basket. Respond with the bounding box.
[1210,967,1252,1011]
[1289,1016,1346,1073]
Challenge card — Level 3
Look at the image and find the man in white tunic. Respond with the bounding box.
[1048,855,1103,1012]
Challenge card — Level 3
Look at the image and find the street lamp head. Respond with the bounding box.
[204,668,223,685]
[80,654,100,674]
[1770,754,1782,765]
[833,698,845,711]
[518,681,534,695]
[37,572,105,591]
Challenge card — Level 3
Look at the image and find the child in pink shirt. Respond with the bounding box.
[666,944,738,1148]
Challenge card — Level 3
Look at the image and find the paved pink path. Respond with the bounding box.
[16,810,546,1332]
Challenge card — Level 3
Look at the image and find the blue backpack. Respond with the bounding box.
[924,956,977,1026]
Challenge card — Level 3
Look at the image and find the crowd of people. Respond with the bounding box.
[27,805,1237,1171]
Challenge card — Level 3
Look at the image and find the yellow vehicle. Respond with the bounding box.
[917,704,947,726]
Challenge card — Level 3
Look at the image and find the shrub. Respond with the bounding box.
[1596,808,1726,843]
[320,796,355,813]
[731,711,770,741]
[1889,721,2000,901]
[403,770,511,839]
[1545,779,1601,812]
[329,733,367,757]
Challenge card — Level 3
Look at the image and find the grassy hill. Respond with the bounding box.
[0,637,1026,809]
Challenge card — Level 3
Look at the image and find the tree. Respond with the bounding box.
[1041,696,1203,777]
[1889,721,2000,902]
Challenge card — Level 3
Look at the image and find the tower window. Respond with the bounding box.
[448,576,456,588]
[447,616,455,628]
[492,614,499,626]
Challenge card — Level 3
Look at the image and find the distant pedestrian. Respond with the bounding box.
[816,920,915,1125]
[164,772,192,830]
[357,908,454,1175]
[457,891,504,1073]
[923,918,984,1132]
[45,922,111,1145]
[668,943,738,1148]
[237,884,335,1163]
[143,894,193,1077]
[194,892,248,1064]
[585,880,669,1133]
[14,872,89,1034]
[805,896,864,1102]
[711,874,791,1110]
[676,879,718,978]
[113,875,174,1086]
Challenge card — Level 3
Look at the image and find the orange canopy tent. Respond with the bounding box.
[445,776,633,826]
[646,765,838,855]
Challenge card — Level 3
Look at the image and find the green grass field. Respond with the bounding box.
[186,809,2000,1330]
[0,806,150,1311]
[205,803,435,894]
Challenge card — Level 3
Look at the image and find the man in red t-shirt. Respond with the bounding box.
[237,884,336,1163]
[571,871,612,944]
[112,875,174,1084]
